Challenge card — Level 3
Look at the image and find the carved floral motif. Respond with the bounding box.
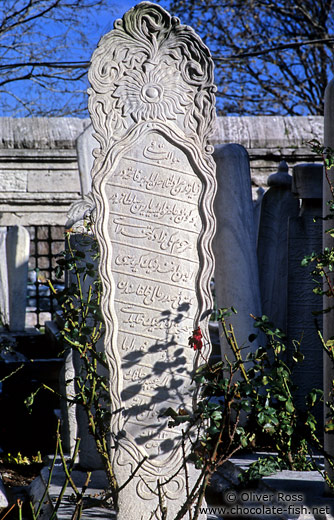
[88,2,216,147]
[113,63,193,123]
[88,3,216,517]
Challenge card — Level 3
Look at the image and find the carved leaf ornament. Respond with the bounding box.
[88,1,216,511]
[88,2,216,145]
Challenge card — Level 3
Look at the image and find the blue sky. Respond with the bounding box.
[1,1,328,117]
[0,0,174,116]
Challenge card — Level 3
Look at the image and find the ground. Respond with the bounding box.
[0,459,43,519]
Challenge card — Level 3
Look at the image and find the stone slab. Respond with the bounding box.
[213,143,262,356]
[0,193,80,202]
[6,226,30,331]
[257,163,300,332]
[207,456,334,520]
[292,163,323,199]
[0,117,89,149]
[212,116,323,149]
[0,116,323,153]
[65,232,104,469]
[0,476,8,510]
[76,125,96,195]
[0,118,86,226]
[0,171,27,191]
[0,227,9,327]
[28,455,334,520]
[323,77,334,487]
[29,462,114,520]
[73,117,324,205]
[0,211,69,227]
[0,160,78,170]
[287,214,323,420]
[27,170,80,193]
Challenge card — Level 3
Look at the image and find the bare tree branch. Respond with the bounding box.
[0,0,112,116]
[213,37,334,61]
[0,61,89,70]
[168,0,334,115]
[0,0,333,116]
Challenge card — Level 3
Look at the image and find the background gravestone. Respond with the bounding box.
[287,164,323,424]
[257,161,300,332]
[76,126,96,196]
[6,226,30,331]
[324,78,334,489]
[0,227,9,327]
[213,144,262,356]
[88,3,216,518]
[253,186,265,243]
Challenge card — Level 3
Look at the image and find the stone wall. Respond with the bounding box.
[212,116,323,195]
[0,116,323,226]
[0,117,89,226]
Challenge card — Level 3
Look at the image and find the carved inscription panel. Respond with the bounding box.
[105,133,200,458]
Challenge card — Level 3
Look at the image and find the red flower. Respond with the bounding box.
[189,327,203,351]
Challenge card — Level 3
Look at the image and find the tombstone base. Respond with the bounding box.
[116,464,206,520]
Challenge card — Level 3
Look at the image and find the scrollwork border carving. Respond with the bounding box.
[88,1,216,504]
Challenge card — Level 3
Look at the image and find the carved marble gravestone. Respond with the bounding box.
[257,161,300,333]
[88,3,216,518]
[213,144,262,358]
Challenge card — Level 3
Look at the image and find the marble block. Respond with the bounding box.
[213,144,262,358]
[0,227,9,327]
[6,225,30,331]
[287,163,323,424]
[257,161,300,333]
[69,231,106,470]
[0,476,8,509]
[253,186,265,244]
[88,3,217,518]
[76,125,96,196]
[323,79,334,485]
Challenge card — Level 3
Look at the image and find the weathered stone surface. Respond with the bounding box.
[213,116,324,198]
[0,228,9,327]
[88,3,216,518]
[287,164,323,423]
[0,209,71,227]
[213,116,323,149]
[29,461,112,520]
[212,144,262,357]
[59,349,78,455]
[292,163,323,200]
[0,115,325,227]
[76,125,96,195]
[0,171,27,191]
[323,79,334,485]
[257,161,300,332]
[0,120,87,226]
[0,476,8,509]
[0,193,78,202]
[6,225,30,331]
[253,186,265,243]
[0,117,89,149]
[66,229,105,470]
[27,170,80,193]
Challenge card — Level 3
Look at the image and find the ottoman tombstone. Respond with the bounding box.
[88,2,216,518]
